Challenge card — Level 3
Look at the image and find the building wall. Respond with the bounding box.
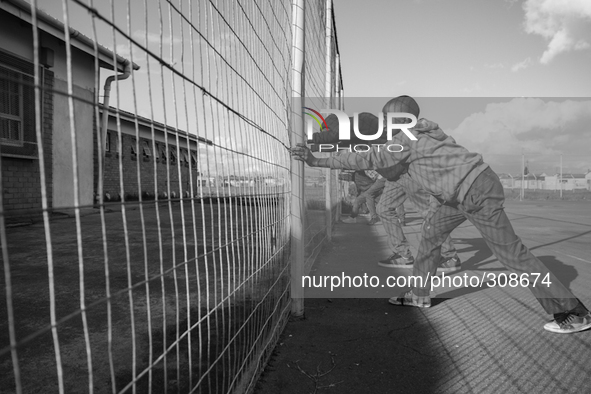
[42,34,96,209]
[0,15,54,221]
[95,116,204,200]
[51,80,95,209]
[0,70,53,220]
[0,12,97,218]
[544,175,587,191]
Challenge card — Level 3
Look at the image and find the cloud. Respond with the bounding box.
[522,0,591,63]
[462,83,482,94]
[504,0,520,9]
[114,43,149,63]
[448,98,591,172]
[510,57,531,72]
[485,62,506,69]
[133,30,183,46]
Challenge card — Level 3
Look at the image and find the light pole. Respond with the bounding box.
[560,154,563,198]
[519,149,525,201]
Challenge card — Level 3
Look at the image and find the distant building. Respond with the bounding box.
[544,173,588,191]
[497,173,514,188]
[513,173,545,190]
[97,108,213,201]
[500,171,591,191]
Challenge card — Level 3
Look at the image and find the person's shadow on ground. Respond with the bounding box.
[433,236,579,306]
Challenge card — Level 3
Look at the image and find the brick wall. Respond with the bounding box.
[97,132,201,201]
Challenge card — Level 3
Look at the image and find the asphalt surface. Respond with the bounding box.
[254,199,591,394]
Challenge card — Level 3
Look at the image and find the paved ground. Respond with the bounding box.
[255,200,591,394]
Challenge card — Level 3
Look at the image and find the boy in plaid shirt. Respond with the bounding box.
[342,170,387,225]
[310,112,461,273]
[292,95,591,334]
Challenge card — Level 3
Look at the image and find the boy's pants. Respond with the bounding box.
[351,178,386,219]
[377,174,457,260]
[412,167,578,314]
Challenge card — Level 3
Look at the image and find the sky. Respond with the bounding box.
[333,0,591,97]
[29,0,591,176]
[333,0,591,175]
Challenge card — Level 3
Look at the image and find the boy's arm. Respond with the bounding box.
[291,143,332,167]
[309,129,340,144]
[291,142,409,170]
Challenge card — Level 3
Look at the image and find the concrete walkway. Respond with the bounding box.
[255,200,591,394]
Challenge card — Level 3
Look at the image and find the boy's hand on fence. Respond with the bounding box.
[291,143,318,166]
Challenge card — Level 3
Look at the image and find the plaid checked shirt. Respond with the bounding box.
[323,119,489,204]
[364,170,383,180]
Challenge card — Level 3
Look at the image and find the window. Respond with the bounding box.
[153,143,160,160]
[0,65,23,146]
[105,131,111,152]
[0,51,39,159]
[142,140,151,158]
[191,151,198,169]
[181,149,189,166]
[105,131,120,154]
[160,145,167,163]
[169,148,177,165]
[130,137,137,160]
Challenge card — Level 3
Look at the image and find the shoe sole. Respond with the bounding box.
[543,321,591,334]
[388,297,431,308]
[378,262,414,268]
[436,266,461,275]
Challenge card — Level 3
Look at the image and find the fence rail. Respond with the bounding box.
[0,0,343,393]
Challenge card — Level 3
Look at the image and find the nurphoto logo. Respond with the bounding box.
[303,108,418,153]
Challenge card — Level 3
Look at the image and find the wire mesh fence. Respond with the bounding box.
[0,0,343,393]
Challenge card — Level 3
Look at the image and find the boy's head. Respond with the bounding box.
[321,112,385,142]
[382,95,420,124]
[322,113,340,133]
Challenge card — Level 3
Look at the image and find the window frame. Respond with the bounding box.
[0,50,45,160]
[0,63,25,147]
[142,140,151,160]
[190,151,198,169]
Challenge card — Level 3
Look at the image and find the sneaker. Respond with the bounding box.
[378,253,414,268]
[389,290,431,308]
[544,311,591,334]
[436,256,461,275]
[367,217,380,225]
[341,216,357,224]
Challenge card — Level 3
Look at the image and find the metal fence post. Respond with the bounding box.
[290,0,306,318]
[334,52,342,222]
[324,0,333,241]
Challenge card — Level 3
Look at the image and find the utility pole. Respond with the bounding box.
[560,154,563,198]
[521,151,524,201]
